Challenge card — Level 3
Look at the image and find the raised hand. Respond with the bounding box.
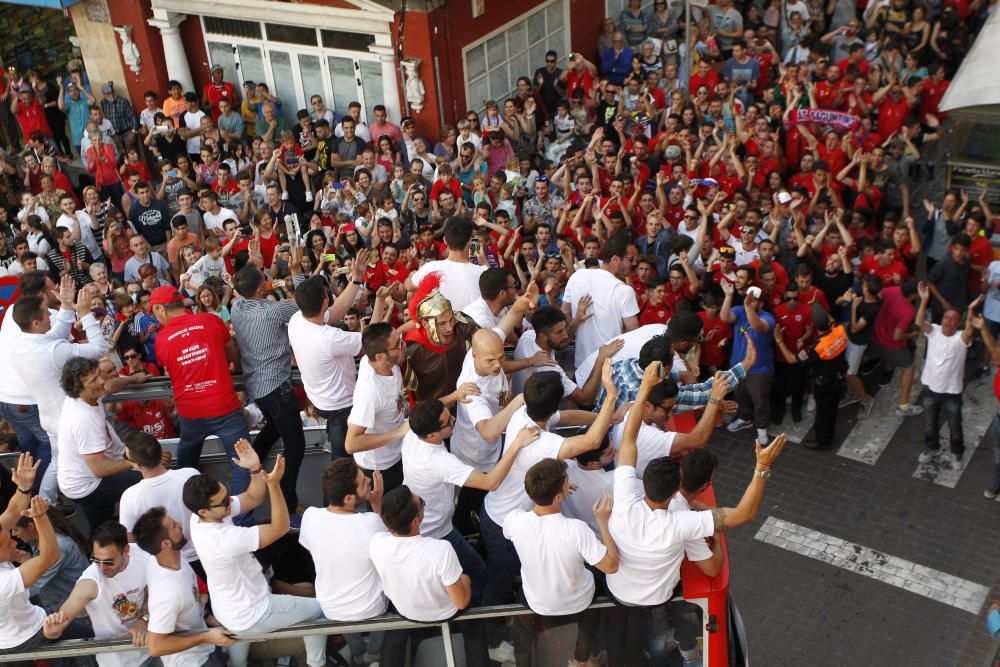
[755,433,787,467]
[230,439,261,471]
[10,452,41,491]
[266,454,285,485]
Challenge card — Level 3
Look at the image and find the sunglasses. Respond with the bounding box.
[784,295,799,301]
[546,59,557,64]
[90,557,118,566]
[207,494,232,510]
[124,353,139,360]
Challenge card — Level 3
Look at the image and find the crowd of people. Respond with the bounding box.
[0,0,998,665]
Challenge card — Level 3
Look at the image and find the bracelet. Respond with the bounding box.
[708,397,722,405]
[250,466,265,475]
[351,279,365,286]
[16,487,31,495]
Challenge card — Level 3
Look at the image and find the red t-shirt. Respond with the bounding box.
[639,301,672,326]
[773,302,812,362]
[968,235,992,293]
[919,79,949,122]
[859,256,908,286]
[203,82,238,123]
[430,178,463,203]
[877,98,911,138]
[872,285,913,350]
[154,312,242,419]
[698,312,733,368]
[751,259,790,294]
[116,400,177,439]
[14,99,51,142]
[799,284,830,312]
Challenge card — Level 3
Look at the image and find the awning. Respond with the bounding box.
[0,0,83,8]
[940,6,1000,112]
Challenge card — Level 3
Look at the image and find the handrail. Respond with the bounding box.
[0,599,617,663]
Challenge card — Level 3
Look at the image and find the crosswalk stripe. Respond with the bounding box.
[754,517,990,614]
[912,374,995,488]
[836,370,923,465]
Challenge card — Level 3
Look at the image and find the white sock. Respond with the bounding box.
[757,428,769,444]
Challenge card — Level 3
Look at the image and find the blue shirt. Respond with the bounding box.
[730,306,774,374]
[600,47,634,86]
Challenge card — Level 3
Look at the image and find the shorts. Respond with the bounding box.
[866,342,914,369]
[845,341,867,375]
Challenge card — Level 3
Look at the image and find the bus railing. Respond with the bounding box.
[0,600,617,665]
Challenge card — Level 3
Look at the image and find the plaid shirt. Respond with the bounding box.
[101,95,137,136]
[596,357,747,411]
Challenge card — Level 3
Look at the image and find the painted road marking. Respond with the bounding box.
[837,369,923,465]
[912,374,994,488]
[754,517,989,614]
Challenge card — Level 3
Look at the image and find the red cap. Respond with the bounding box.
[341,223,356,233]
[149,286,185,306]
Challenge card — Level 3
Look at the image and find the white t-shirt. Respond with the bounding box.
[563,464,614,537]
[189,497,269,632]
[183,110,206,154]
[483,406,563,528]
[452,335,511,472]
[0,563,46,649]
[401,431,475,539]
[562,268,640,368]
[610,411,677,478]
[503,509,606,616]
[607,465,714,606]
[203,208,239,235]
[80,549,151,667]
[288,312,362,411]
[462,298,503,330]
[369,533,463,622]
[410,259,488,314]
[921,324,970,395]
[347,358,405,471]
[119,469,200,563]
[299,507,388,621]
[575,324,667,388]
[510,330,577,397]
[57,396,126,499]
[146,559,214,667]
[668,494,714,562]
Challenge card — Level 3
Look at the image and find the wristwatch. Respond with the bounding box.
[351,279,365,286]
[754,468,772,479]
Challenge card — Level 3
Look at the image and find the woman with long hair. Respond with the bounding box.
[376,134,402,174]
[102,215,132,281]
[12,510,90,611]
[24,214,56,256]
[195,284,230,323]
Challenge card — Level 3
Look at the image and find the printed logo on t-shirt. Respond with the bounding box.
[111,591,141,622]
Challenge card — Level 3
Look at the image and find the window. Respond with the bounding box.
[203,17,262,39]
[463,0,568,112]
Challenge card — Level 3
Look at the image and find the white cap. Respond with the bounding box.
[777,191,792,204]
[746,286,762,299]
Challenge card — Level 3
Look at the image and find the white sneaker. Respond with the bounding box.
[806,395,816,413]
[727,418,752,432]
[305,190,314,203]
[838,393,860,408]
[918,449,938,464]
[488,641,516,664]
[895,403,924,417]
[951,454,963,471]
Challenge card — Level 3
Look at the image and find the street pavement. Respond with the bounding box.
[710,373,999,667]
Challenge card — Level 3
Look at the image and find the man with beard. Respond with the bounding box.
[132,507,235,666]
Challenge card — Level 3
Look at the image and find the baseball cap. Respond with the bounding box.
[341,223,356,233]
[746,286,762,299]
[777,191,793,204]
[65,81,78,90]
[210,64,224,73]
[101,82,114,94]
[812,304,831,330]
[719,246,736,258]
[665,145,682,160]
[149,286,185,306]
[17,83,31,93]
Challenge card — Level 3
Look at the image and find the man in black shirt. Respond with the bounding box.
[128,181,171,254]
[533,50,565,116]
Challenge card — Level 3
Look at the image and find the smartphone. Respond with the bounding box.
[167,170,178,178]
[332,182,344,190]
[322,253,339,264]
[470,238,481,256]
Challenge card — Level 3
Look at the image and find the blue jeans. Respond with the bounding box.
[314,405,350,460]
[442,527,487,606]
[922,389,964,457]
[0,402,53,497]
[252,382,306,509]
[227,594,326,667]
[479,507,521,649]
[177,409,252,524]
[177,408,252,492]
[344,631,385,662]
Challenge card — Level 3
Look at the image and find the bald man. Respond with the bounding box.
[449,289,541,534]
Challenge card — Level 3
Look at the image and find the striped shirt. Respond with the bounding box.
[230,297,299,400]
[597,357,747,412]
